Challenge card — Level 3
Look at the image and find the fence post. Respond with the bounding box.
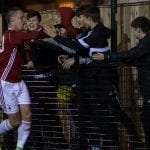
[111,0,117,52]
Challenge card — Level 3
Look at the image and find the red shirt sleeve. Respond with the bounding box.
[8,30,48,46]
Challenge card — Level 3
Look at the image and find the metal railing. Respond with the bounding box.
[0,64,146,150]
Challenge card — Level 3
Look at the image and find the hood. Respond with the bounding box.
[58,7,77,38]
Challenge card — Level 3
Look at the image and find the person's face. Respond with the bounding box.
[26,16,40,31]
[83,16,92,28]
[76,15,87,28]
[133,27,142,39]
[12,10,25,31]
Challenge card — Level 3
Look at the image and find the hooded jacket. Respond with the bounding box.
[58,7,78,38]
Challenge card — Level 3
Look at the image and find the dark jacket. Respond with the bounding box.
[106,34,150,98]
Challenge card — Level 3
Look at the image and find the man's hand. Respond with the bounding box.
[43,25,57,38]
[25,61,34,69]
[61,57,75,70]
[92,53,105,61]
[24,42,31,51]
[58,28,67,37]
[58,55,75,69]
[57,55,69,64]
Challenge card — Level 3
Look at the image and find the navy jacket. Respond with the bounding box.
[106,34,150,98]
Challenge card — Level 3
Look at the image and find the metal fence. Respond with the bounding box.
[0,64,146,150]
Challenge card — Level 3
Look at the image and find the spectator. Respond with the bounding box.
[45,5,119,150]
[24,9,44,69]
[54,10,79,149]
[92,16,150,149]
[56,5,144,150]
[58,7,78,38]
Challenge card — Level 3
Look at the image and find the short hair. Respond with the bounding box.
[6,7,24,24]
[75,4,91,17]
[82,5,100,23]
[26,9,41,22]
[131,16,150,33]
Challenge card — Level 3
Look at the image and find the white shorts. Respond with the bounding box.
[0,80,31,114]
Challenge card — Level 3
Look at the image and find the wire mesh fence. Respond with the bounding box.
[0,64,146,150]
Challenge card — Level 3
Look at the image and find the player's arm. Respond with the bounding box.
[8,30,48,45]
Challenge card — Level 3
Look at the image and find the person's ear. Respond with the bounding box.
[10,16,16,23]
[88,17,93,24]
[137,27,141,34]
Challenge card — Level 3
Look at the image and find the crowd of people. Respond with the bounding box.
[0,4,149,150]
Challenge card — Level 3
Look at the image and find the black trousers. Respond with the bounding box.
[79,95,119,149]
[79,66,119,149]
[79,65,142,149]
[107,86,142,143]
[79,77,119,149]
[142,99,150,149]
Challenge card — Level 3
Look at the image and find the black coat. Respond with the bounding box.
[109,34,150,99]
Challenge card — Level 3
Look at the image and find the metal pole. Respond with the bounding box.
[111,0,117,52]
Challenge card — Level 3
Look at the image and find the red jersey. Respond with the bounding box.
[0,29,47,82]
